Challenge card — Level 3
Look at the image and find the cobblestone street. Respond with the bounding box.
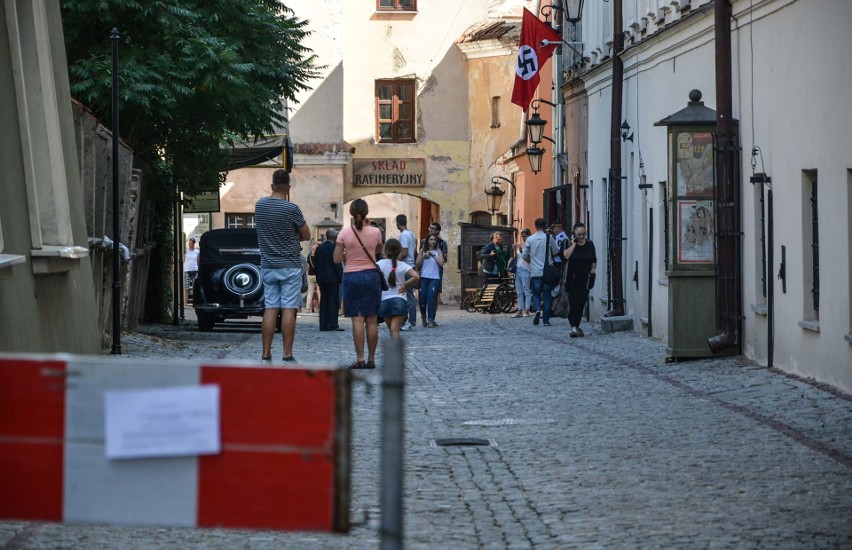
[2,307,850,548]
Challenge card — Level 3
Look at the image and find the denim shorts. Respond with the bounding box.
[261,267,303,309]
[380,297,408,318]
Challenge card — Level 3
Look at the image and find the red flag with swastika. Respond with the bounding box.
[511,8,562,111]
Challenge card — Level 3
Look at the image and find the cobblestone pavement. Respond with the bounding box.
[2,307,851,548]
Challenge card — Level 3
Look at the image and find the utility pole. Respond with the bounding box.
[606,0,625,317]
[110,28,122,354]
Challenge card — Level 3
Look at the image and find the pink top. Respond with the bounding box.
[337,225,383,273]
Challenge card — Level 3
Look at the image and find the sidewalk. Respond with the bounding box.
[2,307,850,547]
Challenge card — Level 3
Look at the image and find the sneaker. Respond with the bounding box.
[569,327,579,338]
[400,324,412,332]
[511,312,523,318]
[523,310,530,317]
[421,315,427,328]
[430,320,439,327]
[533,310,541,326]
[543,321,551,326]
[576,327,585,337]
[427,320,437,328]
[365,360,377,369]
[261,356,272,365]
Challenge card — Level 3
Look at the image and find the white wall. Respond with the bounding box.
[576,0,851,391]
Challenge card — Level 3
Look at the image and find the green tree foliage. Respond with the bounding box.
[62,1,317,322]
[62,0,317,195]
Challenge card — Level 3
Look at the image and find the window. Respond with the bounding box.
[377,0,416,11]
[491,97,501,128]
[810,178,819,314]
[752,175,768,308]
[376,80,416,143]
[847,171,852,340]
[801,170,819,325]
[225,213,255,229]
[470,211,491,226]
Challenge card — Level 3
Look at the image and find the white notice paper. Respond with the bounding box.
[104,385,221,460]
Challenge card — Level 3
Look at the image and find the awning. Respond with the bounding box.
[220,134,293,172]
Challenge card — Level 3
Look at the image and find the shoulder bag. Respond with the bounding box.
[351,228,389,291]
[541,234,561,288]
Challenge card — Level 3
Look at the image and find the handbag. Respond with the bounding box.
[351,227,390,291]
[541,234,561,288]
[551,286,571,318]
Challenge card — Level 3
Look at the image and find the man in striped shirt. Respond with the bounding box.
[255,169,310,363]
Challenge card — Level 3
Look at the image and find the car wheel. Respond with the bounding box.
[221,263,263,300]
[197,311,216,332]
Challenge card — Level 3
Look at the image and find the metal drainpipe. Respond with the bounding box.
[708,0,741,353]
[767,181,774,367]
[554,22,564,192]
[606,0,625,317]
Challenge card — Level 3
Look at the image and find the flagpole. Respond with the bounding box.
[540,38,583,59]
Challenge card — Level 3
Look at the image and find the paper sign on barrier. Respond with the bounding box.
[104,385,221,460]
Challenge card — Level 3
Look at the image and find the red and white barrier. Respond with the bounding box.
[0,354,351,532]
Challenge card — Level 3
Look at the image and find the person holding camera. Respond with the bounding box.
[559,222,597,337]
[415,234,445,327]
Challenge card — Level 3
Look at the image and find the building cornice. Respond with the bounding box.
[457,39,514,60]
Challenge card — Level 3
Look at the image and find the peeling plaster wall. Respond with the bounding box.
[288,0,345,143]
[466,49,521,216]
[217,160,348,254]
[338,1,491,303]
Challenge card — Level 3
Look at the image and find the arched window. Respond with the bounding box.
[470,211,491,226]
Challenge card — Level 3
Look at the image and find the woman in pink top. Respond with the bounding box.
[333,199,384,369]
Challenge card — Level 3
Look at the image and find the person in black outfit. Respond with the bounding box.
[559,222,597,337]
[312,229,344,331]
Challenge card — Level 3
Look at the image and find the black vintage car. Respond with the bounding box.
[193,228,265,331]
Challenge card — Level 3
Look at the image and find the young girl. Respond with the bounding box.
[377,239,420,338]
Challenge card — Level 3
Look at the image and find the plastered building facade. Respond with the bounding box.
[565,0,851,391]
[216,0,551,303]
[0,1,100,353]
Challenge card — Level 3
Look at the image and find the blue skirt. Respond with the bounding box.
[342,269,381,317]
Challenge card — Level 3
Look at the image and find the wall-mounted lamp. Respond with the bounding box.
[638,154,652,190]
[525,99,556,175]
[564,0,586,24]
[485,179,507,214]
[526,146,546,174]
[526,111,548,145]
[540,0,585,32]
[621,120,634,142]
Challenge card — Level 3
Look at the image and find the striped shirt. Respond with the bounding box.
[254,196,306,269]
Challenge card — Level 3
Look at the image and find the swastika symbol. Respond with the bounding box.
[516,45,539,81]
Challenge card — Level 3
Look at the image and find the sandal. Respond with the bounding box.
[365,360,377,369]
[349,360,367,369]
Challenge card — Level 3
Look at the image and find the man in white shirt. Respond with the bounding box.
[183,237,200,305]
[522,218,560,326]
[396,214,418,331]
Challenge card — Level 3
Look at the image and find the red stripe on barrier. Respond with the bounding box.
[198,366,337,531]
[0,359,66,521]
